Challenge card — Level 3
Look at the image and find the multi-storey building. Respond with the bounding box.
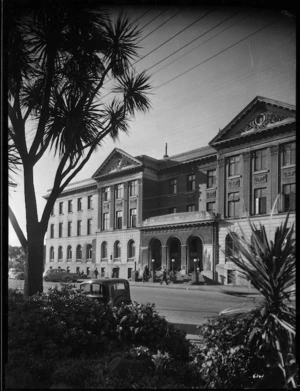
[44,96,295,284]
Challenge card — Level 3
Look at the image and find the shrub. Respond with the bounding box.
[109,301,191,359]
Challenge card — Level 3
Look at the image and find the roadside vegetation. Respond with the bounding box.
[6,214,297,389]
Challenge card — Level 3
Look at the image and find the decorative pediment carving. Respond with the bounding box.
[108,157,132,173]
[241,113,287,134]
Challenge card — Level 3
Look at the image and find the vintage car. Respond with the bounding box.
[43,268,78,283]
[79,278,131,306]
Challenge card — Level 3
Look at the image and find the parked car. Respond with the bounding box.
[79,278,131,306]
[9,268,22,279]
[43,268,78,283]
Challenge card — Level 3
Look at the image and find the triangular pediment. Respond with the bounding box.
[209,96,295,147]
[92,148,143,179]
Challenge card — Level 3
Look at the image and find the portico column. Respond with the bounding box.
[98,185,102,230]
[123,182,128,228]
[270,145,279,212]
[217,157,225,218]
[242,152,251,215]
[137,179,143,225]
[181,244,187,271]
[110,185,115,230]
[161,245,167,269]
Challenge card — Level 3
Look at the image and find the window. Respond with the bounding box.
[87,218,92,235]
[206,202,216,213]
[67,245,72,261]
[225,233,239,260]
[169,207,177,214]
[187,174,196,191]
[116,211,123,229]
[116,184,124,199]
[101,241,108,259]
[130,208,137,228]
[207,170,216,188]
[102,213,109,230]
[51,207,54,216]
[59,223,63,238]
[169,178,177,194]
[87,195,93,209]
[58,246,63,262]
[103,187,110,201]
[128,240,135,258]
[86,244,92,261]
[59,202,63,214]
[129,180,138,196]
[67,221,72,237]
[77,198,82,211]
[254,188,267,215]
[114,241,121,259]
[77,220,82,236]
[68,200,73,213]
[282,142,295,166]
[228,192,240,217]
[282,184,295,211]
[49,246,54,261]
[187,204,195,212]
[254,149,267,171]
[76,245,82,261]
[228,156,240,176]
[50,224,54,238]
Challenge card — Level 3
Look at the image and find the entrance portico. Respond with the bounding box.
[140,211,218,282]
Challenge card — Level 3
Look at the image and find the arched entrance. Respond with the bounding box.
[149,238,162,272]
[168,237,181,272]
[187,236,203,273]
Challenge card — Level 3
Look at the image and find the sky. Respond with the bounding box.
[8,4,296,246]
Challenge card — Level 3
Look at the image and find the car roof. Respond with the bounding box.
[80,278,129,284]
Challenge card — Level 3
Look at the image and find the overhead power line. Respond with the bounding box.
[137,7,169,42]
[154,18,278,91]
[149,12,249,75]
[133,7,216,67]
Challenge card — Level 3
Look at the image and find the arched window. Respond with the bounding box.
[86,244,92,261]
[58,246,63,261]
[225,233,239,261]
[128,240,135,259]
[76,245,82,261]
[101,241,107,259]
[49,246,54,261]
[114,241,121,259]
[67,245,72,261]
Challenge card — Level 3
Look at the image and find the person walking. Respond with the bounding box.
[143,265,149,282]
[94,268,99,278]
[160,268,168,285]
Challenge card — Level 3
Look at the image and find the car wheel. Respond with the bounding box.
[64,277,71,283]
[44,276,49,282]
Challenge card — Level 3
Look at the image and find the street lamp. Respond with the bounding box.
[151,259,155,272]
[171,258,175,273]
[193,258,197,273]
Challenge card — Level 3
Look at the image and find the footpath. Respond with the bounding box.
[128,280,261,342]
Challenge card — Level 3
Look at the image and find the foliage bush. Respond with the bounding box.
[6,286,192,389]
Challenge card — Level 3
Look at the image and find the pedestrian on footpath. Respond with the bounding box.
[94,268,99,278]
[160,268,168,285]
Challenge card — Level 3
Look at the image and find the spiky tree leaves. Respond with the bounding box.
[8,0,152,296]
[226,213,296,388]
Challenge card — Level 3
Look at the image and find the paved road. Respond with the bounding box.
[130,285,260,326]
[8,279,260,330]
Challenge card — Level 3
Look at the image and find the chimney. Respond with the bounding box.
[163,143,169,158]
